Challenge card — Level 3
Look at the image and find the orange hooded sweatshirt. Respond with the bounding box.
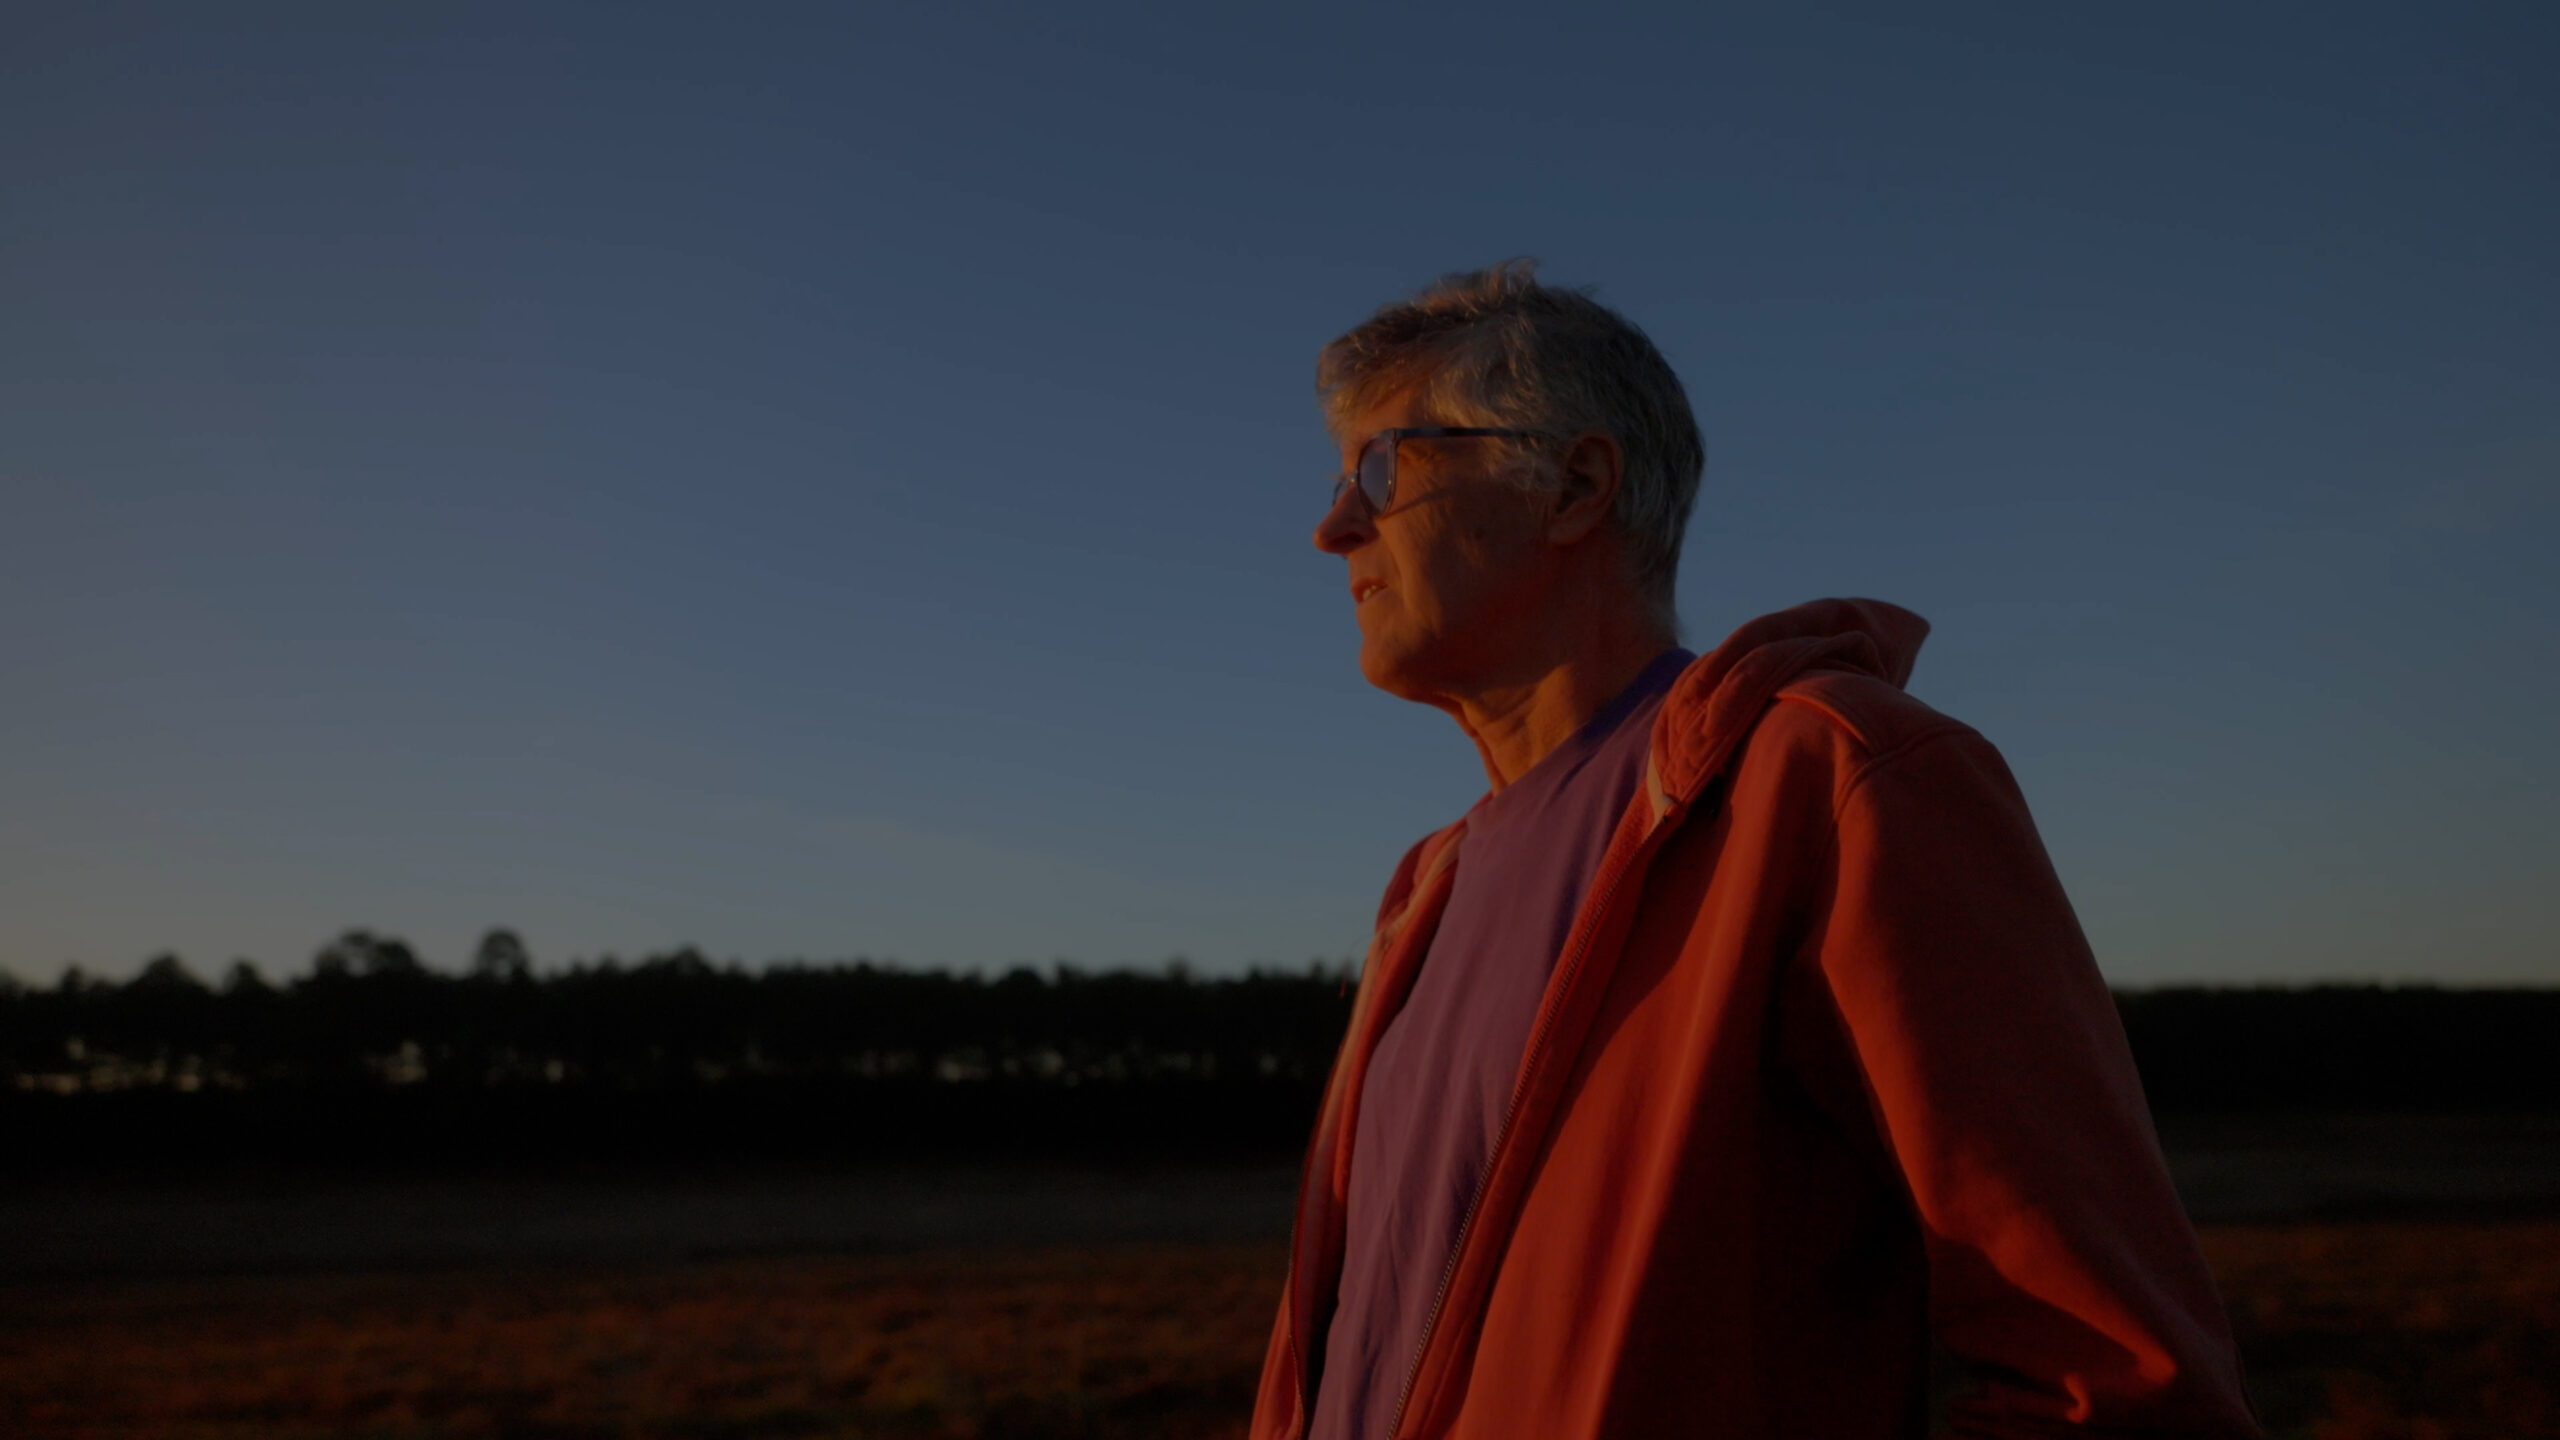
[1251,599,2260,1440]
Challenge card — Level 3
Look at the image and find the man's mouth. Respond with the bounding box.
[1352,580,1385,604]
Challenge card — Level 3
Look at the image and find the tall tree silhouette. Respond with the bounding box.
[471,929,533,984]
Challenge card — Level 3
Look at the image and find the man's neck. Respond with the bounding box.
[1449,619,1676,792]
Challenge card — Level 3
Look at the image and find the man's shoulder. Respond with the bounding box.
[1742,669,1980,781]
[1716,672,2047,849]
[1374,817,1468,927]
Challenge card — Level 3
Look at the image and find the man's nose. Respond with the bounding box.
[1313,485,1374,555]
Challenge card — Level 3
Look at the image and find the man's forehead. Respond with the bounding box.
[1335,384,1435,449]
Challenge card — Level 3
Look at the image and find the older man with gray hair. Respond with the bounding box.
[1251,262,2259,1439]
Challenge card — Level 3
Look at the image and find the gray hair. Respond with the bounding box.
[1317,260,1705,637]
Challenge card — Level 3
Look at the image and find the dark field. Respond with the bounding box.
[4,1116,2557,1440]
[3,1225,2557,1439]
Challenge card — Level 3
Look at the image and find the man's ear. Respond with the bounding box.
[1546,432,1624,545]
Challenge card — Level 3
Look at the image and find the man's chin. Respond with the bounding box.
[1357,641,1445,706]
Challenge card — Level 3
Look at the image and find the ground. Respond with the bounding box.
[2,1222,2554,1439]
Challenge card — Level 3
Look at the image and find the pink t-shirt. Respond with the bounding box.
[1310,648,1691,1440]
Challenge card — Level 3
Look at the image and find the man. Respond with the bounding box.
[1250,262,2259,1439]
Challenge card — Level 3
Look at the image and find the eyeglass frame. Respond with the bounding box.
[1330,426,1548,517]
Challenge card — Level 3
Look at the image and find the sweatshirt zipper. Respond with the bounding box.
[1376,812,1671,1440]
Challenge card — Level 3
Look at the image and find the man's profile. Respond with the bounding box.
[1251,262,2259,1438]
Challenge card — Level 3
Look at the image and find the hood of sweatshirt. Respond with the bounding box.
[1645,597,1932,819]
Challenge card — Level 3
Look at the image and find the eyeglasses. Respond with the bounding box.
[1330,427,1545,516]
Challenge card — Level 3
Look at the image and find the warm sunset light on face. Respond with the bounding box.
[1315,396,1561,709]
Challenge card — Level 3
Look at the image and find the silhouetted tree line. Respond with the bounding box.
[2,929,2553,1172]
[2,931,1356,1091]
[2112,985,2560,1112]
[0,931,1361,1172]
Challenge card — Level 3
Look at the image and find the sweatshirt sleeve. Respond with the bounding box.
[1810,726,2261,1438]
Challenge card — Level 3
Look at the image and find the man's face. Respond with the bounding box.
[1313,387,1556,706]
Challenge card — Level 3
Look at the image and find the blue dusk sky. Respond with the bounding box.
[4,3,2554,986]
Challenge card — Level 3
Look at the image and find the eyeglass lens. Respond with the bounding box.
[1356,436,1396,512]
